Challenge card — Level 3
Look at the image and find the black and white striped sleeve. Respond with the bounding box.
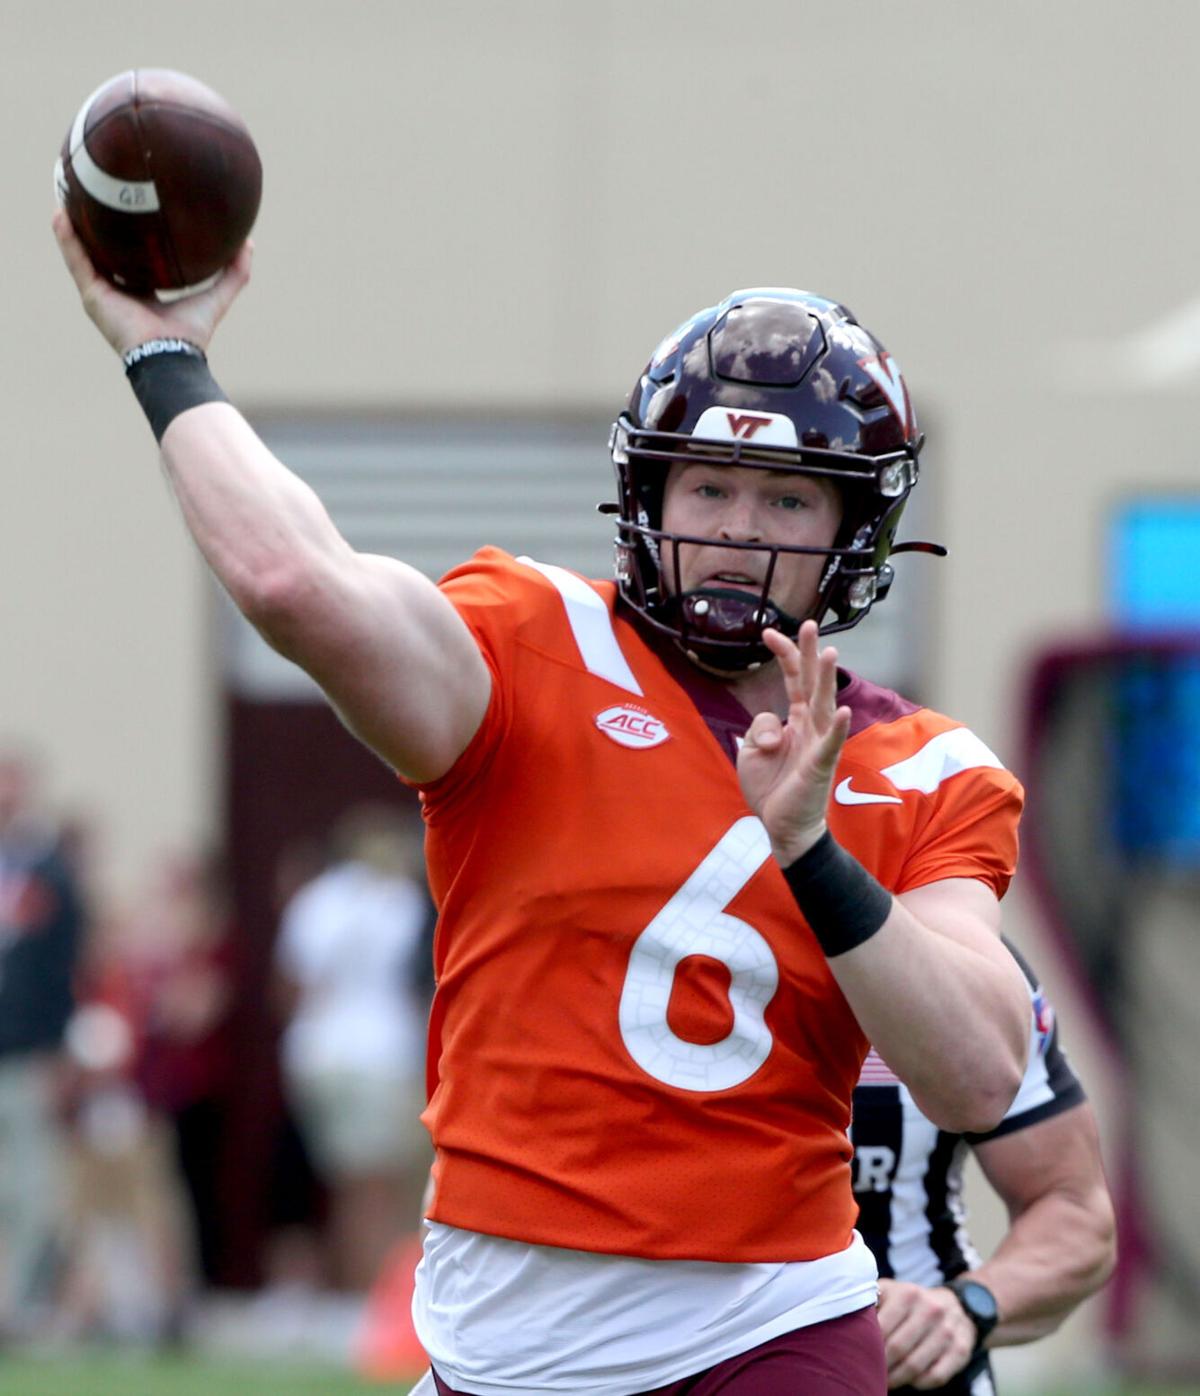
[965,937,1086,1144]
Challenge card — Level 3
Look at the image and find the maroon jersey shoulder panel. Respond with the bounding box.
[619,613,923,757]
[621,605,753,765]
[838,668,921,737]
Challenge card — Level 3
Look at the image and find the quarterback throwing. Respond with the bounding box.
[54,212,1029,1396]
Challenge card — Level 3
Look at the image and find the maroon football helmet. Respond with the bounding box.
[605,287,941,671]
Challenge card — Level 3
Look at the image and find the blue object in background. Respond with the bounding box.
[1113,658,1200,865]
[1109,497,1200,865]
[1111,496,1200,628]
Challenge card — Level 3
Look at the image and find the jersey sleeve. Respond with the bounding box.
[965,939,1086,1143]
[894,760,1025,899]
[409,548,537,815]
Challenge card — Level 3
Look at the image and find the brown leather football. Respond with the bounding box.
[55,69,262,298]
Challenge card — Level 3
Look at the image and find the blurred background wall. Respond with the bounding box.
[5,1,1199,1386]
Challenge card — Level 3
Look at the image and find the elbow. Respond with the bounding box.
[955,997,1032,1135]
[969,1056,1026,1135]
[939,1091,1013,1137]
[1082,1190,1119,1295]
[1037,1193,1119,1332]
[235,562,325,651]
[920,1057,1025,1136]
[928,970,1032,1135]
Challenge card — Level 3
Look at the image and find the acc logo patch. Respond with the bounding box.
[595,705,670,749]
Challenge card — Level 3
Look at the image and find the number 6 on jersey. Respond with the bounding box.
[619,817,780,1091]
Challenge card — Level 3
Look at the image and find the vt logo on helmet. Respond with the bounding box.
[602,288,943,672]
[723,412,775,440]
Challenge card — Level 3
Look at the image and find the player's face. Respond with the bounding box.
[660,461,842,619]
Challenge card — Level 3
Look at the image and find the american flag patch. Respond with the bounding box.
[1032,990,1055,1055]
[857,1048,901,1085]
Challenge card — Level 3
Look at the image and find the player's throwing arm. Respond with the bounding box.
[52,211,489,786]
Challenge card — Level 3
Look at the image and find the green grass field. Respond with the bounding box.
[0,1356,417,1396]
[0,1358,1196,1396]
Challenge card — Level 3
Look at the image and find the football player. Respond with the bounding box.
[854,942,1115,1393]
[55,211,1032,1394]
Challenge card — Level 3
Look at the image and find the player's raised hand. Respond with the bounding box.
[737,621,850,866]
[52,208,251,358]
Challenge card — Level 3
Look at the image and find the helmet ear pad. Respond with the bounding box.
[621,459,668,606]
[812,482,911,630]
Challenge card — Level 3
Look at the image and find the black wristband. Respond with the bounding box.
[782,830,893,958]
[123,339,229,443]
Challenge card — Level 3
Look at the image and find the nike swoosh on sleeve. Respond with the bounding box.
[833,779,903,806]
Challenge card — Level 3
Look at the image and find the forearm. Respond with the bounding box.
[160,403,350,624]
[827,901,1028,1133]
[158,400,490,781]
[972,1191,1117,1346]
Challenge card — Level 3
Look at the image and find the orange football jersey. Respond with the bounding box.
[415,549,1022,1263]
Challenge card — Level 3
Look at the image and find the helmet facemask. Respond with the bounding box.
[609,421,922,672]
[604,289,937,673]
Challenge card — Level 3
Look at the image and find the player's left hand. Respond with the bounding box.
[737,622,850,865]
[876,1278,978,1389]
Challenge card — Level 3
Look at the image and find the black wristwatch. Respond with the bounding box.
[945,1277,999,1355]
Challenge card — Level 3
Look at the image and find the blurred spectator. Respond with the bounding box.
[57,917,191,1345]
[0,747,86,1339]
[55,849,237,1342]
[254,835,333,1310]
[273,804,432,1291]
[123,851,236,1289]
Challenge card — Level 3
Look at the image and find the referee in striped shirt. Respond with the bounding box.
[851,941,1115,1394]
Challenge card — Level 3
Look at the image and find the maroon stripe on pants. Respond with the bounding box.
[431,1303,886,1395]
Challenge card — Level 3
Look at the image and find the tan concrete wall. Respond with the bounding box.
[5,2,1198,1381]
[11,0,1199,879]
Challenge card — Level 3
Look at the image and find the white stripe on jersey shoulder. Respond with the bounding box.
[880,727,1004,795]
[517,557,643,696]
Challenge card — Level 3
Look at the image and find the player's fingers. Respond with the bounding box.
[890,1331,948,1390]
[796,618,820,699]
[763,625,822,720]
[809,706,850,780]
[226,238,254,288]
[886,1302,971,1389]
[874,1285,907,1339]
[761,627,798,674]
[742,711,784,753]
[207,246,253,321]
[911,1347,973,1391]
[763,628,813,714]
[814,645,840,722]
[52,208,100,294]
[885,1322,936,1387]
[882,1314,923,1379]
